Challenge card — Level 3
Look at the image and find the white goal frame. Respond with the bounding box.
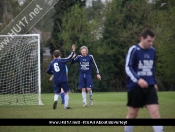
[0,34,43,105]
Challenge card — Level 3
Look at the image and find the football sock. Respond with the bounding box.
[64,95,69,107]
[82,92,86,104]
[124,126,133,132]
[88,90,93,100]
[61,92,65,104]
[54,94,59,102]
[152,126,164,132]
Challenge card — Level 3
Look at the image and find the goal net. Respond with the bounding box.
[0,34,43,105]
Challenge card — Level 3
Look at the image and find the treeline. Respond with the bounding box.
[42,0,175,92]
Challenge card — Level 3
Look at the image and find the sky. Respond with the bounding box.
[18,0,112,6]
[86,0,112,7]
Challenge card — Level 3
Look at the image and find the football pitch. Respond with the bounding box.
[0,92,174,132]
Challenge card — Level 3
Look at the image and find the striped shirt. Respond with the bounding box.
[71,54,99,74]
[46,51,74,83]
[125,44,156,90]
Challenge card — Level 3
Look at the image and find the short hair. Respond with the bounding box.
[53,50,60,58]
[80,46,88,54]
[141,28,155,39]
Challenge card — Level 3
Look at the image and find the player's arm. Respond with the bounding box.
[60,45,75,63]
[46,63,53,75]
[72,53,77,59]
[71,54,80,64]
[153,51,158,91]
[125,46,147,87]
[90,55,101,80]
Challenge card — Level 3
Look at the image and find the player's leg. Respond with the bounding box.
[60,88,65,104]
[53,83,61,110]
[147,104,164,132]
[124,87,144,132]
[82,88,87,107]
[147,104,160,118]
[64,92,71,109]
[124,107,139,132]
[86,74,93,105]
[61,82,71,109]
[126,107,139,118]
[145,86,164,132]
[87,88,93,105]
[79,74,87,107]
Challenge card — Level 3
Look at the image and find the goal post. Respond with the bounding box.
[0,34,43,105]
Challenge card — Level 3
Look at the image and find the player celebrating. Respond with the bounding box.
[71,46,101,107]
[124,29,164,132]
[49,65,68,105]
[47,45,75,110]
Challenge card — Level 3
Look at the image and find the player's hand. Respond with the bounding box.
[97,74,101,80]
[72,44,76,52]
[72,53,76,59]
[49,76,53,81]
[137,78,148,88]
[154,84,158,92]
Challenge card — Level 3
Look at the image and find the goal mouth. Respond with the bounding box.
[0,34,43,105]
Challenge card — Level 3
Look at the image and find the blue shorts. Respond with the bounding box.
[78,73,93,89]
[54,81,69,94]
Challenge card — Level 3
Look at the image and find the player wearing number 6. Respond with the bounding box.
[46,45,76,110]
[49,65,68,105]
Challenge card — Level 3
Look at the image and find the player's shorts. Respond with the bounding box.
[78,73,93,89]
[54,81,69,93]
[127,85,158,108]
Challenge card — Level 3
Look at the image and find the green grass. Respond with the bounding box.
[0,92,175,132]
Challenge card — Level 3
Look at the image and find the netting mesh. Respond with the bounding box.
[0,34,43,105]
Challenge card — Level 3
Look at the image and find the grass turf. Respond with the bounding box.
[0,92,174,132]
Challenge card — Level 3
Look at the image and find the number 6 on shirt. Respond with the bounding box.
[54,63,60,72]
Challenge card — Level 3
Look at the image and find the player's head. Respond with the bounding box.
[80,46,88,56]
[53,50,61,58]
[140,28,155,49]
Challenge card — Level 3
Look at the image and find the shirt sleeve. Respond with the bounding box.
[90,55,100,74]
[71,55,80,64]
[46,62,53,75]
[153,50,157,84]
[125,45,140,83]
[59,51,74,63]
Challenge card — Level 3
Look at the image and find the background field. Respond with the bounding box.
[0,92,175,132]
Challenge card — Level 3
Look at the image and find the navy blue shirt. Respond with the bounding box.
[125,44,156,90]
[71,54,99,74]
[46,51,74,83]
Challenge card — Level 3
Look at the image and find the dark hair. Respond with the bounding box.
[53,50,60,58]
[141,28,155,39]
